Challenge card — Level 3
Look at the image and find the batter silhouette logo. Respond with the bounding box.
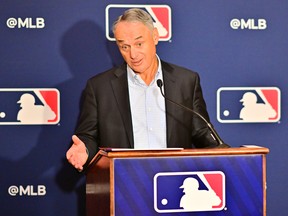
[217,87,281,123]
[105,4,172,41]
[154,171,225,213]
[0,88,60,125]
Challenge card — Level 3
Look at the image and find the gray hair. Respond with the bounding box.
[112,8,154,34]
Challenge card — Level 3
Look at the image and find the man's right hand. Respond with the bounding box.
[66,135,88,171]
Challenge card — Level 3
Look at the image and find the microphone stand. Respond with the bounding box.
[157,79,230,148]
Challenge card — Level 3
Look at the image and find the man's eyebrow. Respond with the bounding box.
[116,36,143,43]
[134,36,143,40]
[116,39,124,43]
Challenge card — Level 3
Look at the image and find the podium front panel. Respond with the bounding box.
[113,154,264,216]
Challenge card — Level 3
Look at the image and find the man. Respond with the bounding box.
[66,8,227,171]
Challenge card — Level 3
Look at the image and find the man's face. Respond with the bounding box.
[114,21,159,75]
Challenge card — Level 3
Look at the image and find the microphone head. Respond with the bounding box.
[157,79,163,88]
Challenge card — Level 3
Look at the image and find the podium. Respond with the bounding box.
[86,147,269,216]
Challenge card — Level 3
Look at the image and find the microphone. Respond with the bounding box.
[156,79,229,148]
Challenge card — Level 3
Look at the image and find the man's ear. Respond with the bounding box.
[153,28,160,45]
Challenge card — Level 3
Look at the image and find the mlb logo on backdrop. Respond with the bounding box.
[217,87,281,123]
[105,4,172,41]
[0,88,60,125]
[153,171,225,213]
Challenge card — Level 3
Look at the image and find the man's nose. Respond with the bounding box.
[129,47,138,59]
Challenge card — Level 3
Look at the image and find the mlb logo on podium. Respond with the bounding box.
[153,171,225,213]
[0,88,60,125]
[105,4,172,41]
[217,87,281,123]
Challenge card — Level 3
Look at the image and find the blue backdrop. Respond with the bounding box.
[1,1,287,215]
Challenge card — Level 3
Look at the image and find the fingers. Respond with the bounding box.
[72,159,83,171]
[71,160,83,171]
[66,150,83,170]
[66,135,87,171]
[66,147,73,160]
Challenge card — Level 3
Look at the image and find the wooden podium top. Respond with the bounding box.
[89,146,269,167]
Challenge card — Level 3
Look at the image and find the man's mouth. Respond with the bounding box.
[131,59,142,66]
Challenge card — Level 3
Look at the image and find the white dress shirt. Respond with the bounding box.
[127,56,167,149]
